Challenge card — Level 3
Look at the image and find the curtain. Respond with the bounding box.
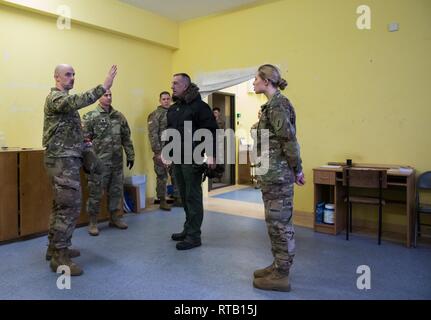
[195,66,258,97]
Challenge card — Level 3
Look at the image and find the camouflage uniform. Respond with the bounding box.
[82,104,135,217]
[254,90,302,276]
[250,122,260,188]
[43,85,106,250]
[216,118,225,130]
[147,106,179,199]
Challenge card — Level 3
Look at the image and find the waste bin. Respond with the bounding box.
[124,175,146,212]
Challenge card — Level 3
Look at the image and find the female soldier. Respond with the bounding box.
[252,64,305,292]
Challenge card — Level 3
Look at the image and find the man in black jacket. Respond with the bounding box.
[166,73,218,250]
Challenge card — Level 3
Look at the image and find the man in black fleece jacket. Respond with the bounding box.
[166,73,218,250]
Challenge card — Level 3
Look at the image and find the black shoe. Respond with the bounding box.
[171,232,186,241]
[176,238,201,250]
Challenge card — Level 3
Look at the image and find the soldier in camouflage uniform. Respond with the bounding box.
[250,110,262,189]
[251,64,305,292]
[43,64,117,276]
[213,107,225,130]
[83,90,135,236]
[147,91,180,211]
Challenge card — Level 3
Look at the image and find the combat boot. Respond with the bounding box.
[46,244,80,261]
[171,230,187,241]
[253,262,275,278]
[172,197,183,207]
[50,248,83,276]
[159,198,171,211]
[176,237,201,250]
[88,216,99,236]
[253,269,291,292]
[109,211,128,229]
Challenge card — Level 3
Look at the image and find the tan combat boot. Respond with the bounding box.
[88,216,100,236]
[253,269,291,292]
[172,197,183,207]
[253,262,275,278]
[159,197,171,211]
[46,244,80,261]
[50,248,83,276]
[109,211,128,229]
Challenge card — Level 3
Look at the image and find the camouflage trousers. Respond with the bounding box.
[261,183,295,275]
[44,156,82,250]
[87,163,123,217]
[153,155,179,199]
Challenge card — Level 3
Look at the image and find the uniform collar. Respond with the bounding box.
[97,104,114,114]
[158,105,169,111]
[51,87,68,93]
[261,90,281,111]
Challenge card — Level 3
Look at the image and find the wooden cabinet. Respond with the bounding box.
[238,150,252,185]
[0,149,121,243]
[20,151,53,236]
[0,151,19,241]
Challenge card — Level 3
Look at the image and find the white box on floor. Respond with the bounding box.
[124,175,146,212]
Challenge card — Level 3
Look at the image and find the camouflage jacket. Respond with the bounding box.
[250,121,259,134]
[82,104,135,167]
[216,118,225,130]
[42,85,106,158]
[147,105,169,154]
[255,90,302,185]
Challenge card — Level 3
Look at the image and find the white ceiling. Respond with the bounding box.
[119,0,272,22]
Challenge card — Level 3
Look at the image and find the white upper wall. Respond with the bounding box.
[119,0,280,22]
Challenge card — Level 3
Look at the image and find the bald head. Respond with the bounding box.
[54,64,75,91]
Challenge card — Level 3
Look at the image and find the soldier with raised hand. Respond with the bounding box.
[83,89,134,236]
[43,64,117,276]
[252,64,305,292]
[147,91,181,211]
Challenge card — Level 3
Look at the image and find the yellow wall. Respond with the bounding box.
[221,81,266,141]
[0,3,174,199]
[173,0,431,226]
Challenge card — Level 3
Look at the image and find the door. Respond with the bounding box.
[207,92,236,191]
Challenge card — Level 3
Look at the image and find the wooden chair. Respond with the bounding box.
[343,167,388,245]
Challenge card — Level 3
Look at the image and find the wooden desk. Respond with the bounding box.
[313,164,415,247]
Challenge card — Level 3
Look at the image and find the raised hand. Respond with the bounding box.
[103,65,117,91]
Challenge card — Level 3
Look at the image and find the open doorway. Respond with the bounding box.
[208,92,236,191]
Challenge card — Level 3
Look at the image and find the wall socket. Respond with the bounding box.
[388,22,400,32]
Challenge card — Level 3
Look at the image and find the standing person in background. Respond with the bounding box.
[83,89,134,236]
[213,107,225,130]
[148,91,181,211]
